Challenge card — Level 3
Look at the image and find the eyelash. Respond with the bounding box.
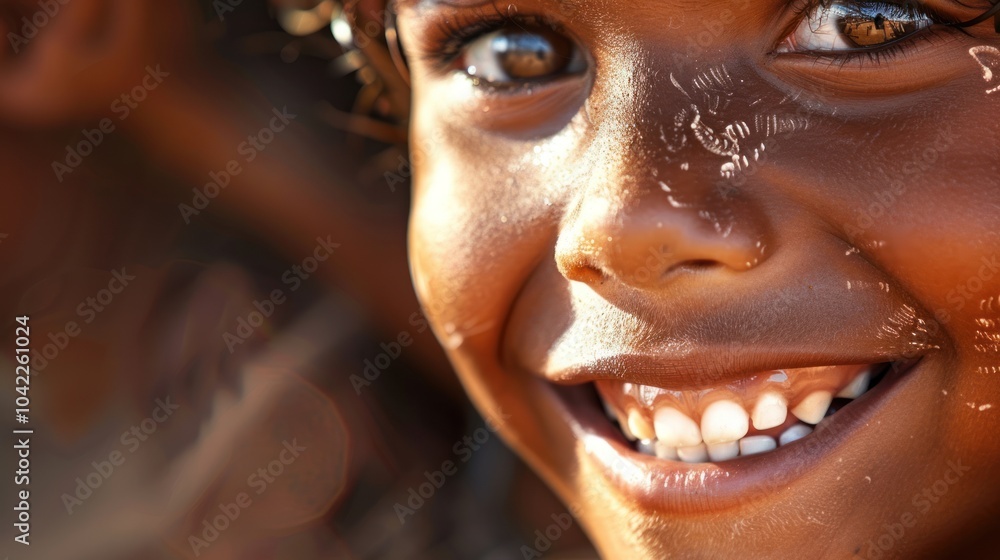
[418,5,567,71]
[417,0,975,72]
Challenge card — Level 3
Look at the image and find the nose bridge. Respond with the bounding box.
[555,63,772,289]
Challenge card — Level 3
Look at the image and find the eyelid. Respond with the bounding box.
[413,6,560,69]
[765,23,971,103]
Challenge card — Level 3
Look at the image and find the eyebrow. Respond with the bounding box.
[398,0,582,11]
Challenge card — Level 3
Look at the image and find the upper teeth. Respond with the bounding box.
[751,392,788,430]
[654,406,703,447]
[790,391,833,424]
[601,368,877,463]
[836,371,870,399]
[627,409,656,440]
[701,400,749,444]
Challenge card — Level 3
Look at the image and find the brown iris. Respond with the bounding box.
[490,25,575,80]
[837,11,924,48]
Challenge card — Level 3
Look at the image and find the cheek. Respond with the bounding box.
[405,68,597,333]
[850,139,1000,353]
[407,129,564,350]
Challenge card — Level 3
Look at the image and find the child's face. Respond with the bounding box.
[398,0,1000,556]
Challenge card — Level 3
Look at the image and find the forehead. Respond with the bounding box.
[394,0,781,39]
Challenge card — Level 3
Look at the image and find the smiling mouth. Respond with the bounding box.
[594,361,899,463]
[533,352,927,511]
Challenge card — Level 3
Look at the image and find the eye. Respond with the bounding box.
[778,1,934,53]
[460,24,586,84]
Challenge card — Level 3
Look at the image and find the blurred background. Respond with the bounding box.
[0,1,596,558]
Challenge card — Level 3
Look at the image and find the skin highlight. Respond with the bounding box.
[393,0,1000,557]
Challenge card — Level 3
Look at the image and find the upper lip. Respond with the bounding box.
[504,241,946,393]
[537,348,919,392]
[505,283,944,394]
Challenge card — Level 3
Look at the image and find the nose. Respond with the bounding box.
[555,183,770,289]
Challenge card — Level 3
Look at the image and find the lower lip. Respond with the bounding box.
[558,359,924,513]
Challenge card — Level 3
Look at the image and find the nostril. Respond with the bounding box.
[684,259,719,270]
[559,259,605,285]
[665,259,722,276]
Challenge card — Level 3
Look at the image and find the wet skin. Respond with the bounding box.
[396,0,1000,557]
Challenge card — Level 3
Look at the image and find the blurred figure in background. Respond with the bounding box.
[0,0,594,558]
